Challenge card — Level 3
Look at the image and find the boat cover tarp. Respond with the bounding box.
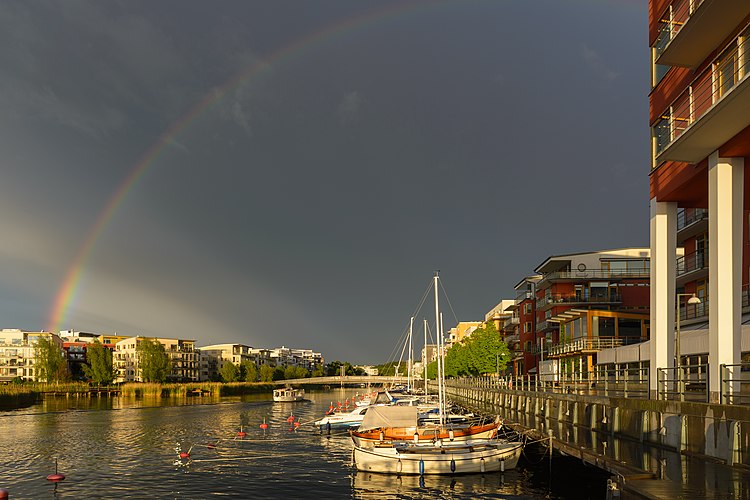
[358,405,418,431]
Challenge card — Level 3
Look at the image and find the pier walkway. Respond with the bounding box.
[442,377,750,499]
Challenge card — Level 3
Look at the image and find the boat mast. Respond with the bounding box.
[433,272,445,427]
[423,318,428,397]
[408,316,414,391]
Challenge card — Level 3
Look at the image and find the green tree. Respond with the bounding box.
[259,364,275,382]
[136,338,170,382]
[240,360,257,382]
[34,336,67,383]
[272,366,286,381]
[424,323,511,379]
[311,366,325,377]
[83,340,115,386]
[220,361,240,382]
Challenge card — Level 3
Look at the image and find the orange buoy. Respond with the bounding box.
[260,418,269,430]
[237,425,247,438]
[293,421,300,429]
[286,415,295,423]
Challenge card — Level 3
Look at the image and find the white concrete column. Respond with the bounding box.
[650,198,677,398]
[708,153,744,403]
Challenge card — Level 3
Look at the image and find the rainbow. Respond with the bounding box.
[46,1,440,333]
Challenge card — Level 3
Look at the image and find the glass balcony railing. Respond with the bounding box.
[536,293,622,309]
[547,337,625,357]
[653,31,749,159]
[654,0,704,60]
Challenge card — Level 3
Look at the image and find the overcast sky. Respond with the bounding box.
[0,0,649,364]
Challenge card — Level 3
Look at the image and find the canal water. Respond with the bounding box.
[0,388,610,499]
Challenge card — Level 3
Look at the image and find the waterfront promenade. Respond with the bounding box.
[442,376,750,499]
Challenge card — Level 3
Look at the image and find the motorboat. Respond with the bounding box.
[273,387,305,402]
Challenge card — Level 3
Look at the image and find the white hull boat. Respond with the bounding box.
[353,438,523,475]
[314,406,369,430]
[273,388,305,402]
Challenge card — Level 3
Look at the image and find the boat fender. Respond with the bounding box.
[397,459,402,474]
[379,431,384,442]
[480,457,486,473]
[448,430,454,442]
[450,458,456,473]
[500,458,505,472]
[413,432,419,443]
[419,459,425,476]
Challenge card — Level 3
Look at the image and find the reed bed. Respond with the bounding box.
[119,381,275,398]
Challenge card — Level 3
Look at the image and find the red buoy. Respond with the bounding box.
[237,431,247,438]
[179,452,190,459]
[0,488,9,499]
[293,421,300,428]
[207,443,216,449]
[286,415,295,423]
[46,459,65,482]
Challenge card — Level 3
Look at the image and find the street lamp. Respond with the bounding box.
[676,293,702,393]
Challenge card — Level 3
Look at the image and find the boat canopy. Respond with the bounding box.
[358,406,418,431]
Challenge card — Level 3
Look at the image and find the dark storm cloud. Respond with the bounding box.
[0,0,649,363]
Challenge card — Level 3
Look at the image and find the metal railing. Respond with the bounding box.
[676,208,708,232]
[451,366,649,398]
[657,364,709,402]
[679,296,708,321]
[654,0,705,59]
[515,290,533,304]
[720,363,750,405]
[654,29,749,157]
[676,249,707,277]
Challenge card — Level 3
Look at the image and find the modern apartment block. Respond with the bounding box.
[505,277,541,375]
[114,336,199,383]
[0,330,64,382]
[648,0,750,401]
[501,249,651,378]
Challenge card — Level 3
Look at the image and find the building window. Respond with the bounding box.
[524,303,532,315]
[524,322,532,333]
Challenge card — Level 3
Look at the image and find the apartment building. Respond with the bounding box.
[648,0,750,401]
[448,322,483,344]
[501,249,651,378]
[504,277,541,375]
[114,336,198,383]
[0,330,64,382]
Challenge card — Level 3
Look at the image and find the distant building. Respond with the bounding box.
[448,322,483,344]
[0,329,64,382]
[114,336,198,383]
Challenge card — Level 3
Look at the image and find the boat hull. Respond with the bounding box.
[351,421,500,446]
[353,440,523,475]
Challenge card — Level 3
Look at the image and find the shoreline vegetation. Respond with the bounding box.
[0,381,290,410]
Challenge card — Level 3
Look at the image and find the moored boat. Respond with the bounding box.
[353,438,523,475]
[273,387,305,402]
[314,406,370,430]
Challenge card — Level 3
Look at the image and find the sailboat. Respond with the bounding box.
[351,273,523,475]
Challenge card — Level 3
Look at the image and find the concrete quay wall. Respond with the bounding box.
[440,378,750,468]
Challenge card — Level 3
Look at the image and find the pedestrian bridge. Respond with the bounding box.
[273,375,410,386]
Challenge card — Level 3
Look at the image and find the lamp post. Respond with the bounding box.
[676,293,702,396]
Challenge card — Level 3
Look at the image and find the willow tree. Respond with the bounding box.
[83,340,115,386]
[136,338,170,382]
